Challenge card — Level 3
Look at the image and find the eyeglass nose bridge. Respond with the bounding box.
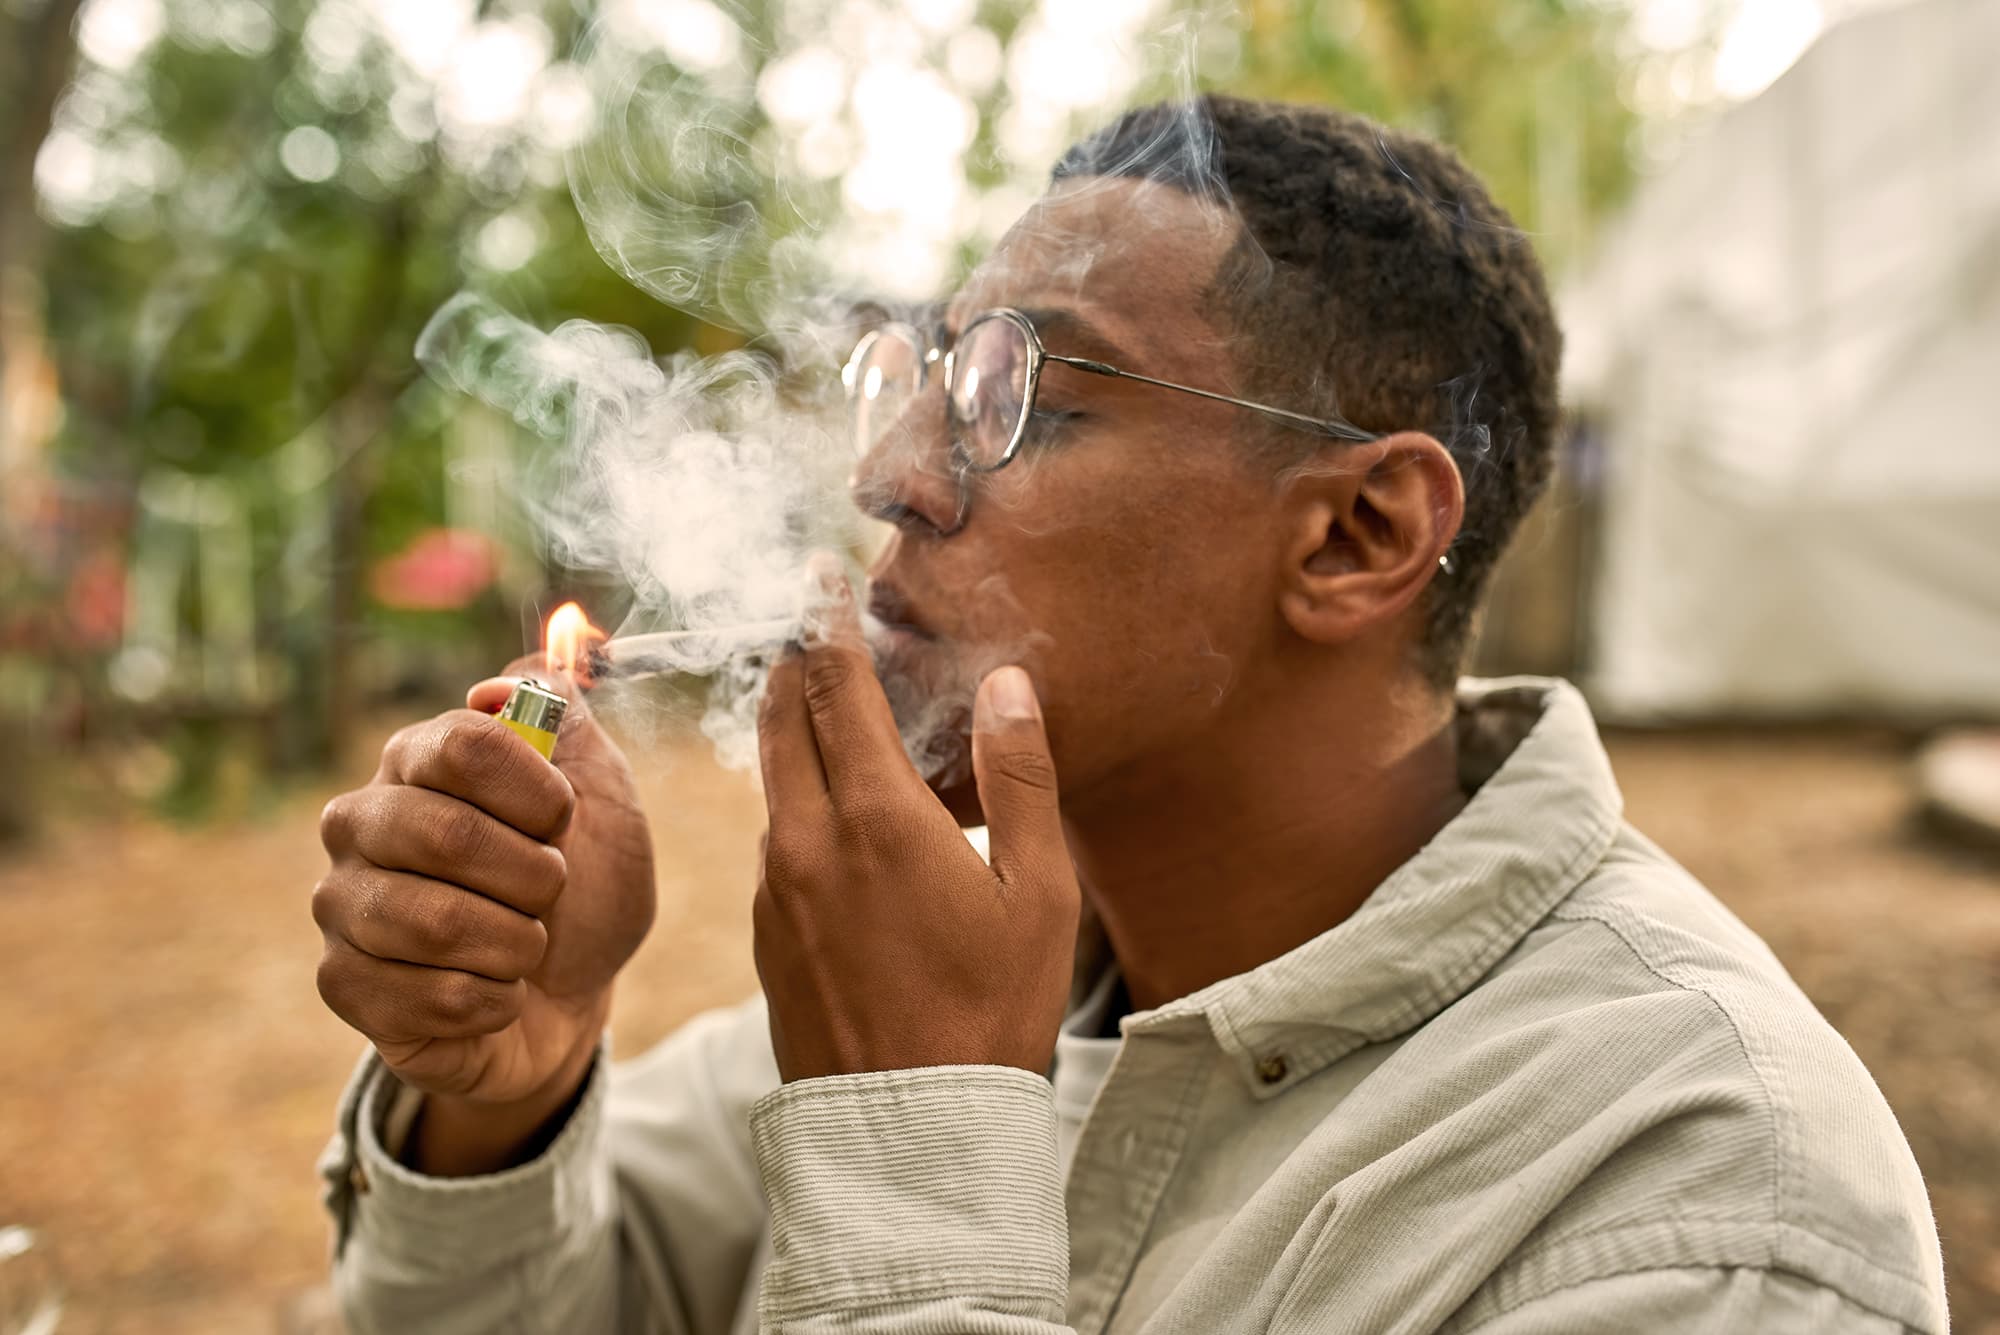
[845,357,978,538]
[935,338,1006,483]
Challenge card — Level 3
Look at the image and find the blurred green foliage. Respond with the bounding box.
[0,0,1642,826]
[1236,0,1634,264]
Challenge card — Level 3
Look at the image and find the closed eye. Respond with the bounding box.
[1020,407,1084,449]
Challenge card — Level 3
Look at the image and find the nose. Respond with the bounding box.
[847,382,968,537]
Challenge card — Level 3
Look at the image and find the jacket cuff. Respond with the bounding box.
[323,1043,612,1276]
[749,1066,1068,1325]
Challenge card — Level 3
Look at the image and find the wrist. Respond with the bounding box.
[404,1001,609,1177]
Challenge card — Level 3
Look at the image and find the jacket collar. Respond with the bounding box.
[1122,677,1624,1097]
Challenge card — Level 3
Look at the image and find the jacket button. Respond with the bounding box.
[1256,1054,1288,1085]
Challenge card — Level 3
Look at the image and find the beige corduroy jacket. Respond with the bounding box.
[319,678,1947,1334]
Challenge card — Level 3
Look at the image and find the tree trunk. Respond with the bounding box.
[0,0,85,463]
[0,0,83,847]
[319,379,393,768]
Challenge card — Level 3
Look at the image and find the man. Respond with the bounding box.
[313,96,1946,1333]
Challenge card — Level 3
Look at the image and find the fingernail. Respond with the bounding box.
[806,551,850,601]
[981,666,1039,724]
[800,553,851,642]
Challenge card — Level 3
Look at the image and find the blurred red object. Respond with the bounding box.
[368,528,498,612]
[65,550,126,649]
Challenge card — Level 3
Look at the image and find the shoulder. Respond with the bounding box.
[1435,825,1945,1330]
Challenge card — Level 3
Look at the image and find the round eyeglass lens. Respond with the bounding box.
[948,315,1031,470]
[846,324,926,458]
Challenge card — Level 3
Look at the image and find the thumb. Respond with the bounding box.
[970,667,1069,895]
[468,652,563,713]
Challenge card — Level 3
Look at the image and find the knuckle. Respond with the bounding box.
[514,917,551,972]
[473,978,519,1028]
[760,829,815,889]
[432,805,497,871]
[800,650,863,713]
[509,765,573,842]
[416,887,475,955]
[379,722,423,773]
[534,845,568,904]
[992,746,1059,794]
[505,847,565,918]
[334,788,399,863]
[318,794,354,851]
[436,717,509,792]
[536,772,577,839]
[430,971,492,1026]
[346,867,395,933]
[833,787,896,844]
[315,947,356,1016]
[1034,879,1082,932]
[309,875,341,932]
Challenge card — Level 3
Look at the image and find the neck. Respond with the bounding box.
[1065,669,1465,1014]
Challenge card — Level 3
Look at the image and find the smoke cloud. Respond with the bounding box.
[417,0,1241,777]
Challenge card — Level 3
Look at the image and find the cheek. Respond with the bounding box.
[993,479,1273,770]
[1046,546,1255,702]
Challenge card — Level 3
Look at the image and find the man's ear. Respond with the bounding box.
[1275,432,1464,646]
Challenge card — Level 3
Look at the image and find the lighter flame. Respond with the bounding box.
[545,601,608,679]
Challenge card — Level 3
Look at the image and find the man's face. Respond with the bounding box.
[856,176,1295,822]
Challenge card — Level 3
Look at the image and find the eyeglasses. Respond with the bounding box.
[841,306,1381,474]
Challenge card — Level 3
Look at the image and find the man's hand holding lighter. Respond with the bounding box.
[313,661,656,1176]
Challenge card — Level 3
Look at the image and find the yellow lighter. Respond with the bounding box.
[498,678,567,760]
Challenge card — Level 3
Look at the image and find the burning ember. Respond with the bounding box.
[544,601,608,683]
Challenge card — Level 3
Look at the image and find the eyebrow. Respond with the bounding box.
[942,302,1132,367]
[1017,306,1132,366]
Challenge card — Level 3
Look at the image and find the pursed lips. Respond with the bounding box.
[866,580,936,642]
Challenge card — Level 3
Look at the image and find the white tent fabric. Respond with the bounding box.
[1561,0,2000,718]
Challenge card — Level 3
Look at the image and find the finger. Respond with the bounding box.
[316,940,526,1043]
[334,785,569,918]
[469,651,571,710]
[970,667,1069,895]
[796,553,914,798]
[314,867,549,981]
[466,675,523,714]
[381,710,576,842]
[758,648,828,819]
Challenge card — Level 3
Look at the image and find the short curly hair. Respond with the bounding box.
[1054,95,1563,686]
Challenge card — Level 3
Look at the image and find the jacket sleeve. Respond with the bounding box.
[1454,1267,1922,1335]
[318,995,780,1335]
[748,1066,1076,1334]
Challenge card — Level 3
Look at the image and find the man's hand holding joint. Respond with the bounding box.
[753,552,1081,1083]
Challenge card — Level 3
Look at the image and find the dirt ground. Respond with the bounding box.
[0,720,1995,1333]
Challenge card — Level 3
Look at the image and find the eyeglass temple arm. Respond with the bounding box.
[1045,353,1380,444]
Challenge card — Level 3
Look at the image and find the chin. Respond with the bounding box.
[876,633,981,808]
